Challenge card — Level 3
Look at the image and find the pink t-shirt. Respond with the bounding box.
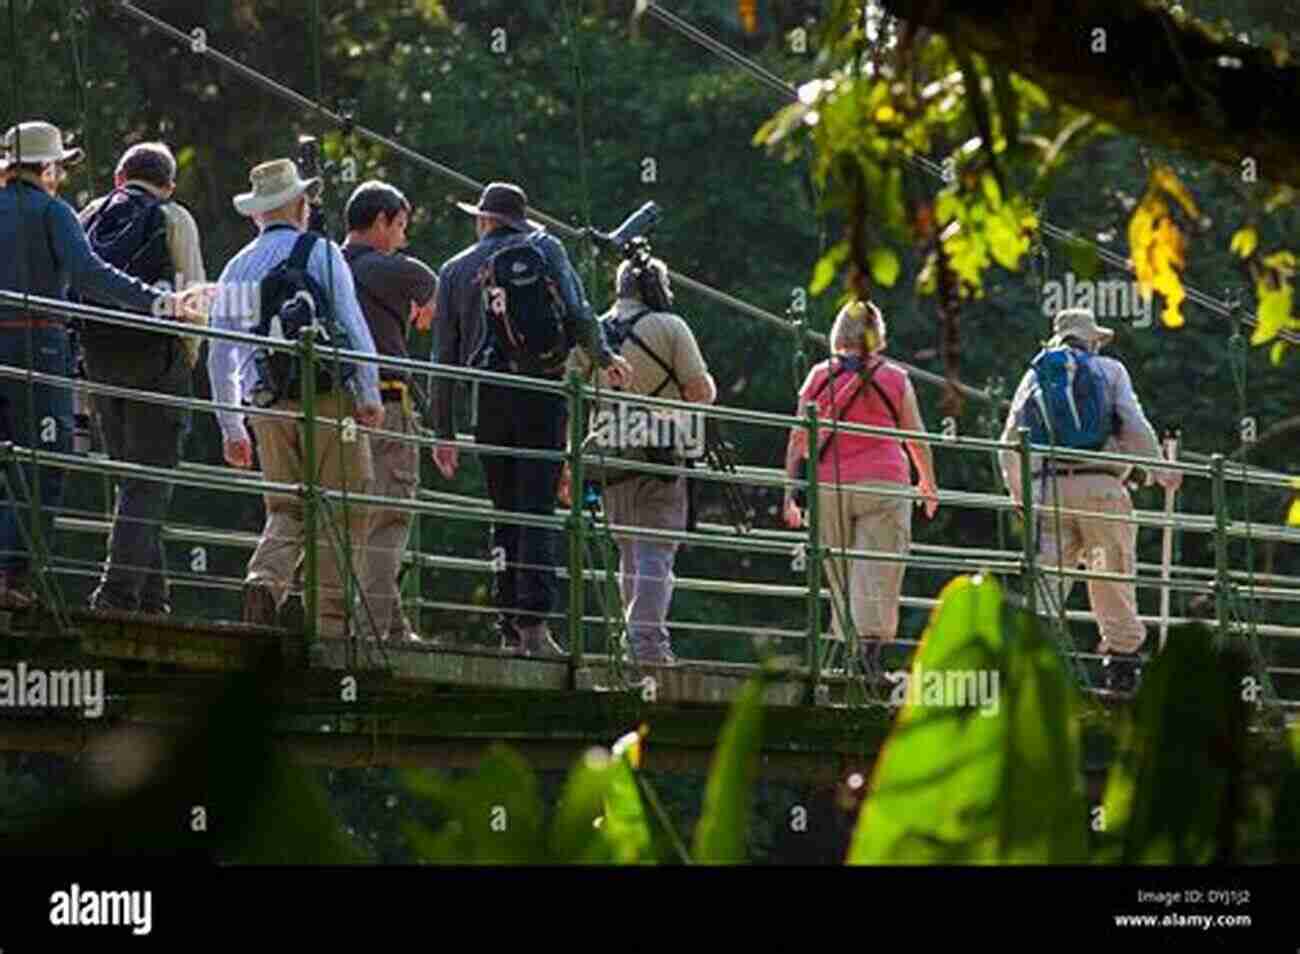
[800,356,910,485]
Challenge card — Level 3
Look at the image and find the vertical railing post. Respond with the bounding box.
[1018,427,1038,618]
[1211,453,1230,648]
[300,327,319,652]
[567,371,586,674]
[804,403,822,702]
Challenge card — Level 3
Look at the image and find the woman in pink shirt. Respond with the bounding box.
[782,300,939,681]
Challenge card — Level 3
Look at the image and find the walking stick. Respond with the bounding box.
[1159,430,1179,651]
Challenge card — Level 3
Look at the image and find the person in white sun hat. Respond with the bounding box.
[0,121,196,609]
[208,157,383,660]
[999,307,1182,696]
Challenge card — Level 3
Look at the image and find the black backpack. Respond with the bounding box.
[476,232,571,377]
[79,185,176,368]
[249,231,355,407]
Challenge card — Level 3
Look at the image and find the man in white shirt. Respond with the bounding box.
[999,309,1181,694]
[208,158,383,655]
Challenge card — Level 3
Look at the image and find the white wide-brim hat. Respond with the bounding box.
[233,158,322,216]
[1047,308,1115,346]
[1,121,85,170]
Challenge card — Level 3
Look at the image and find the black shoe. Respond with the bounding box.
[1102,651,1142,696]
[242,582,279,627]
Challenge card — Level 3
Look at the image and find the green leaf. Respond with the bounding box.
[601,745,655,864]
[1099,626,1249,864]
[868,246,901,288]
[549,747,617,864]
[691,676,765,863]
[1250,284,1294,346]
[810,241,848,295]
[848,575,1087,864]
[401,745,545,864]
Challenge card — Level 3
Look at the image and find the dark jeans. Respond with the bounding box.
[86,342,191,611]
[475,381,565,629]
[0,325,74,577]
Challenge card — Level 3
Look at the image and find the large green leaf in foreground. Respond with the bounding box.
[1099,626,1249,864]
[692,675,765,864]
[848,574,1087,864]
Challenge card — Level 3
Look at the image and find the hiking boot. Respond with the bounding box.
[386,624,427,647]
[629,639,677,667]
[518,623,566,658]
[1101,650,1142,696]
[241,582,279,627]
[88,588,135,613]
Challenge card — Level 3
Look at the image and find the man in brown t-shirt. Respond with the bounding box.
[342,181,436,645]
[568,255,716,667]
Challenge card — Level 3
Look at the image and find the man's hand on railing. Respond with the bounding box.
[917,478,939,519]
[224,437,253,469]
[433,444,458,479]
[354,402,383,429]
[602,355,632,389]
[782,494,803,529]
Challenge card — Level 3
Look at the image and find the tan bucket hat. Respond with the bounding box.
[1047,308,1114,346]
[0,121,85,170]
[233,158,322,216]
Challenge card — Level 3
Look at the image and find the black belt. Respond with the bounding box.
[1031,466,1119,480]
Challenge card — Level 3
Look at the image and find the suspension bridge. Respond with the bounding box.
[1,2,1298,787]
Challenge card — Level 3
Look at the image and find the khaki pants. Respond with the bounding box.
[358,401,419,638]
[1032,472,1144,654]
[818,481,912,642]
[247,392,373,639]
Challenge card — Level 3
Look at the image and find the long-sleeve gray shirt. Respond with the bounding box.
[0,178,164,318]
[998,353,1163,497]
[431,224,613,438]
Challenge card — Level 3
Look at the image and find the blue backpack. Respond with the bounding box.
[1023,345,1113,451]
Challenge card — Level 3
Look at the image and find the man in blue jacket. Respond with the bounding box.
[0,121,186,608]
[431,182,630,655]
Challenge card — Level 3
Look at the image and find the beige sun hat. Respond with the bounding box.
[1046,308,1114,346]
[233,158,322,216]
[0,121,85,170]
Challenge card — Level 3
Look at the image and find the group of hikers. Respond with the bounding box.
[0,119,1182,692]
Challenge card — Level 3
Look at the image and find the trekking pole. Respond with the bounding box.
[1158,430,1179,651]
[301,327,320,656]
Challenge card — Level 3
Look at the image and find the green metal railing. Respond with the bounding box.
[1,289,1298,716]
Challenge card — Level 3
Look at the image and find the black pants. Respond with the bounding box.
[86,342,191,611]
[475,381,565,629]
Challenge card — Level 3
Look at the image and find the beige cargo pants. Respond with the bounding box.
[246,392,373,640]
[818,480,913,642]
[1032,472,1145,654]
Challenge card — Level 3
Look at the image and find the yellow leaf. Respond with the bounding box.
[1289,496,1300,527]
[1230,227,1258,259]
[1152,164,1201,220]
[1250,284,1294,346]
[1263,250,1297,276]
[875,104,897,123]
[1271,340,1288,365]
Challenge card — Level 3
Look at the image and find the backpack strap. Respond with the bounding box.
[815,357,892,463]
[614,308,683,398]
[287,231,321,272]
